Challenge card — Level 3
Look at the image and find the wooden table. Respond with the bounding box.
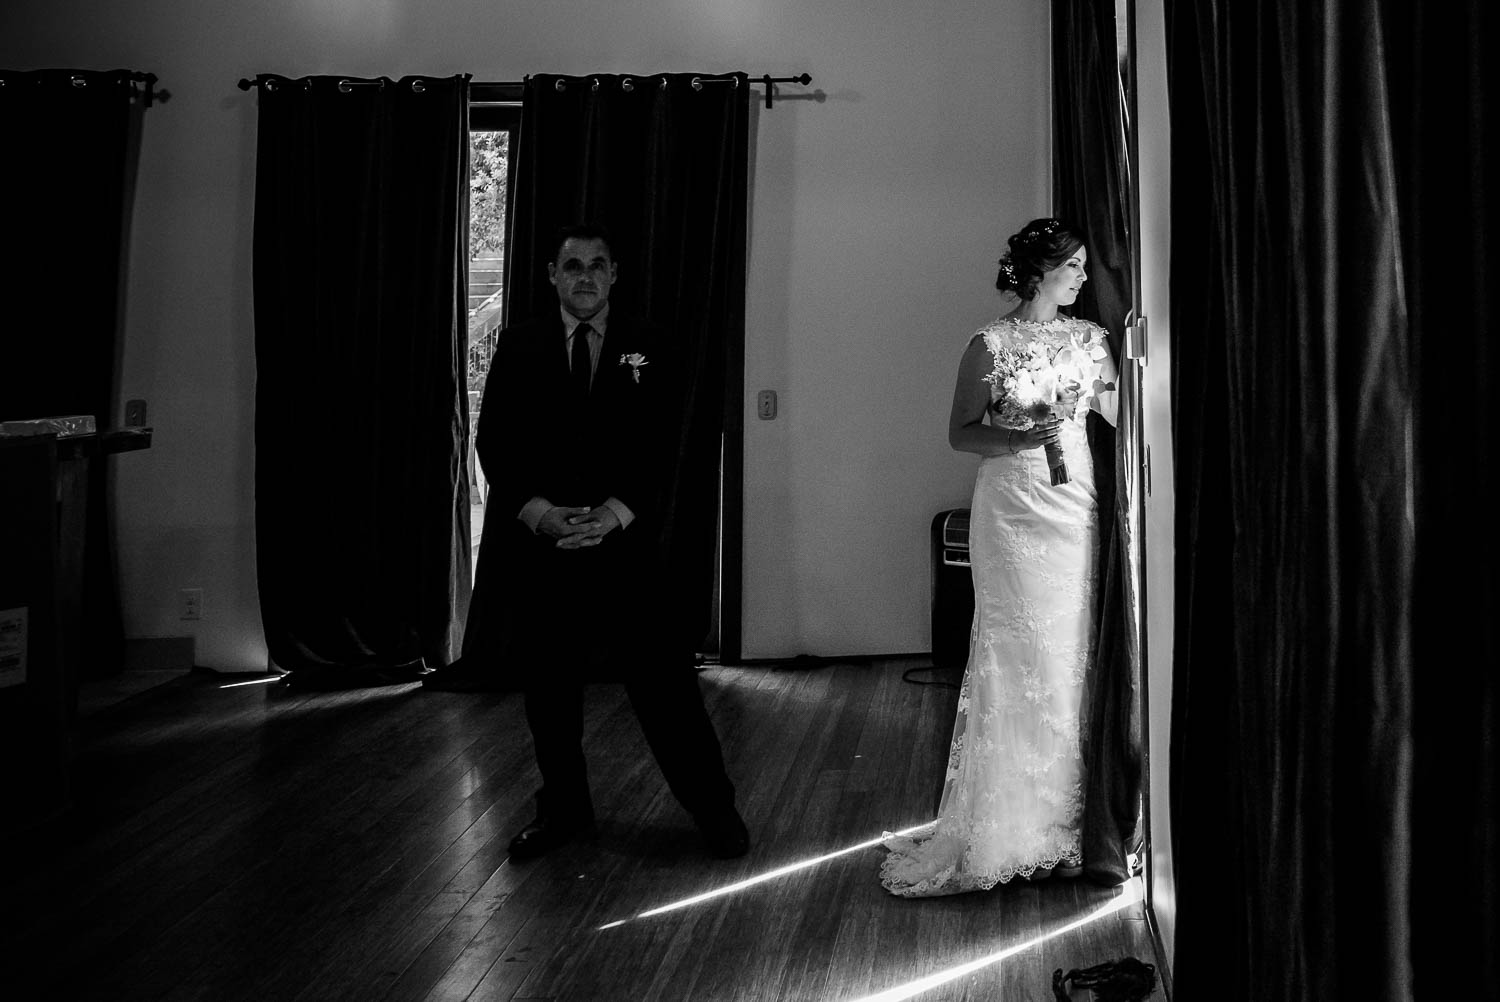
[0,428,152,830]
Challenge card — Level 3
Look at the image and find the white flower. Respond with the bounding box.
[618,352,649,383]
[1013,369,1039,402]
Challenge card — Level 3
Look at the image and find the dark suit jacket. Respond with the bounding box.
[463,311,677,680]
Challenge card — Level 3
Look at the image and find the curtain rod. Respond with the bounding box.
[0,69,164,107]
[237,72,812,109]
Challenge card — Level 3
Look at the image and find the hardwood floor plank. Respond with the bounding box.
[356,687,671,1001]
[462,676,760,1002]
[0,660,1164,1001]
[310,689,614,999]
[815,668,943,1002]
[136,693,509,1001]
[276,684,617,1000]
[3,680,318,919]
[88,688,510,999]
[25,689,429,994]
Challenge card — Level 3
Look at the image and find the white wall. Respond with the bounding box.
[0,0,1050,668]
[1136,0,1177,969]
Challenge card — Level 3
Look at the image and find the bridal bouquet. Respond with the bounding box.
[987,331,1109,486]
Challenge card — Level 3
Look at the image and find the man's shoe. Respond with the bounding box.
[507,815,594,860]
[694,806,750,859]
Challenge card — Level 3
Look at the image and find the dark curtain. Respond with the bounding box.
[1165,1,1497,997]
[1388,3,1500,998]
[253,74,472,679]
[482,71,748,660]
[1051,2,1143,885]
[0,69,146,678]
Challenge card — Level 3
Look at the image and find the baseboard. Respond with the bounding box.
[724,651,936,668]
[122,636,195,672]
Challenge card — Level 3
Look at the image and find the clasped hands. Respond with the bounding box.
[538,504,621,549]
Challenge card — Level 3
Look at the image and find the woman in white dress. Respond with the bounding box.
[882,218,1118,897]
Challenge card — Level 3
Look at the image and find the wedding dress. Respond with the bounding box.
[881,316,1104,896]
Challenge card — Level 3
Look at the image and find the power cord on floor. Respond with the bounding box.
[900,665,961,689]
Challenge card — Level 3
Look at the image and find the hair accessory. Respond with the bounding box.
[1018,219,1062,246]
[997,259,1019,285]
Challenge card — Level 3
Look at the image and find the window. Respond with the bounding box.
[465,86,521,574]
[466,88,521,409]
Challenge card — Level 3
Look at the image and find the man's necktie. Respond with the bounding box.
[570,322,593,398]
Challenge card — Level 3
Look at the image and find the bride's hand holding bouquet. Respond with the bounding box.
[1027,403,1071,484]
[991,341,1091,485]
[1004,410,1063,466]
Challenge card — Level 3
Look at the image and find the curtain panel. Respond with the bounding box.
[1385,2,1500,996]
[474,71,749,663]
[0,68,148,679]
[1164,1,1498,996]
[1051,0,1144,886]
[253,74,471,680]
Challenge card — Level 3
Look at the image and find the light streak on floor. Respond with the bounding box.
[218,676,283,688]
[597,822,932,930]
[847,877,1146,1002]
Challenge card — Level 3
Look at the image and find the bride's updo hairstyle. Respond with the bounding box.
[995,217,1086,300]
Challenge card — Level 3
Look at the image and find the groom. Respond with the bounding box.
[428,224,747,861]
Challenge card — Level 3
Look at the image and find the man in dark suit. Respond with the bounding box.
[426,225,747,861]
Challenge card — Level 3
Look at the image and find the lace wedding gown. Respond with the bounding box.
[881,316,1104,897]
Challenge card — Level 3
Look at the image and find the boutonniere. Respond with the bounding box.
[618,352,649,383]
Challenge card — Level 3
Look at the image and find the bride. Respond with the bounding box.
[881,218,1118,896]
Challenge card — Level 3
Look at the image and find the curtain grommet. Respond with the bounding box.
[71,76,87,88]
[555,79,567,92]
[659,77,668,90]
[591,77,601,91]
[621,77,634,92]
[411,79,426,94]
[337,79,352,94]
[691,76,703,91]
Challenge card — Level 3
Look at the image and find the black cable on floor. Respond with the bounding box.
[900,666,961,689]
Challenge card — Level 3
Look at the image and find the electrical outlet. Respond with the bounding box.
[179,588,203,621]
[756,389,778,420]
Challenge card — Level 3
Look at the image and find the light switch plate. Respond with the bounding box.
[756,390,777,420]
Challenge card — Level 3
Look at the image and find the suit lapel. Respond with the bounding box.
[595,317,630,403]
[526,313,569,399]
[526,312,646,408]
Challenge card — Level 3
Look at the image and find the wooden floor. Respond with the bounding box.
[2,660,1161,1001]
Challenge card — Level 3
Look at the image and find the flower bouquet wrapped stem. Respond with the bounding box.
[988,326,1108,488]
[1028,401,1070,485]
